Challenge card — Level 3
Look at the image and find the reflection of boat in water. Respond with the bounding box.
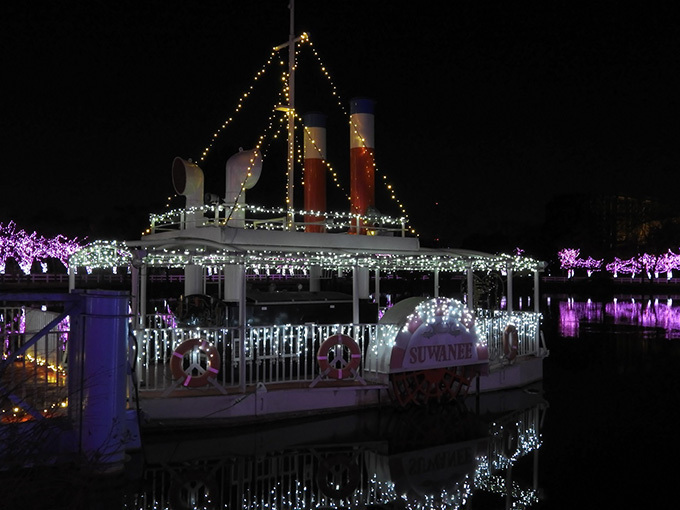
[137,386,547,509]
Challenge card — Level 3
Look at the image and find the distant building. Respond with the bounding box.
[544,193,680,258]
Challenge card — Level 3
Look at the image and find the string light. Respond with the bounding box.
[198,49,279,164]
[0,221,82,274]
[96,402,542,508]
[71,232,544,276]
[299,112,350,199]
[68,240,132,270]
[559,247,680,279]
[348,115,411,226]
[180,32,414,232]
[303,34,413,229]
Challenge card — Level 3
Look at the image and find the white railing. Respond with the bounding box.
[148,204,409,237]
[135,310,542,394]
[475,310,543,365]
[135,324,379,392]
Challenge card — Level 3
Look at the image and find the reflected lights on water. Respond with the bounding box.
[555,295,680,339]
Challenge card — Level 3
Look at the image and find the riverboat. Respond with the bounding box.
[1,5,548,474]
[63,5,548,429]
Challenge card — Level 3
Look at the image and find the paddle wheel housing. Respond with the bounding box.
[365,297,489,406]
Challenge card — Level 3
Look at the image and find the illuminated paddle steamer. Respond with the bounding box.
[65,12,548,426]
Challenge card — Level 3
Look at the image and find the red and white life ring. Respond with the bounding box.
[317,334,361,380]
[170,338,221,387]
[502,324,519,361]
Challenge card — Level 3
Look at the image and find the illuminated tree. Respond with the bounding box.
[0,221,82,275]
[605,257,624,278]
[557,248,580,278]
[557,248,602,277]
[639,253,657,279]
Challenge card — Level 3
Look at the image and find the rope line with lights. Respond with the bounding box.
[189,32,412,234]
[299,112,350,200]
[198,49,280,165]
[302,35,413,232]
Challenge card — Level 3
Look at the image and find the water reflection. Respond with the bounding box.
[539,293,680,506]
[126,389,546,509]
[553,295,680,339]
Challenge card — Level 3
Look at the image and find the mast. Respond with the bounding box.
[274,1,301,230]
[286,0,296,230]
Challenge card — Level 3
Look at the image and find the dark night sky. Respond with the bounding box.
[4,0,680,250]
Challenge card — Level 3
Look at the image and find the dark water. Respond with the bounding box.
[535,293,680,507]
[5,292,680,509]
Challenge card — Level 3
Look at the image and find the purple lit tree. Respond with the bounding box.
[605,257,624,278]
[0,223,14,274]
[561,247,680,279]
[639,253,657,280]
[557,248,602,277]
[582,256,603,277]
[656,250,680,279]
[0,221,82,275]
[615,257,641,277]
[557,248,580,278]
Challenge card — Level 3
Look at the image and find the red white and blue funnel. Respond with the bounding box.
[349,98,375,234]
[303,112,327,233]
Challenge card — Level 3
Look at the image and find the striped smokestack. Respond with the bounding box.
[303,113,327,233]
[349,98,375,234]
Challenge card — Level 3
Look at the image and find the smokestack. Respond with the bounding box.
[303,113,327,233]
[349,98,375,234]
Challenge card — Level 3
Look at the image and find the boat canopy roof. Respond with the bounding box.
[70,226,546,274]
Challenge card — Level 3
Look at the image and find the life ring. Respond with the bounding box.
[317,334,361,380]
[170,338,221,387]
[502,324,519,361]
[316,454,360,500]
[168,471,218,510]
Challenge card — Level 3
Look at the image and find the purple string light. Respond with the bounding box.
[560,247,680,279]
[0,221,83,275]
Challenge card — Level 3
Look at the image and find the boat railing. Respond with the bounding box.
[134,323,381,393]
[475,309,544,365]
[1,305,544,414]
[134,310,543,394]
[148,204,409,237]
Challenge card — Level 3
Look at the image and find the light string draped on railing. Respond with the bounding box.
[148,203,407,233]
[69,237,544,274]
